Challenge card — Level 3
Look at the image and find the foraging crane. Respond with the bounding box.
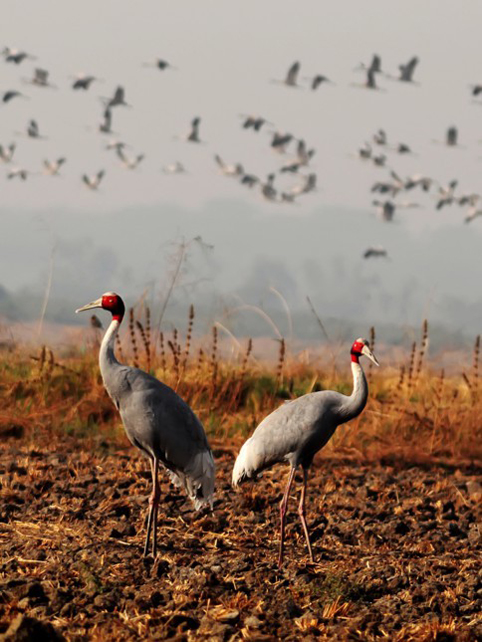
[233,338,379,565]
[43,158,66,176]
[76,293,215,557]
[82,170,105,190]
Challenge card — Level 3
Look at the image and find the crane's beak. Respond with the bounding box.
[362,344,380,366]
[75,297,103,314]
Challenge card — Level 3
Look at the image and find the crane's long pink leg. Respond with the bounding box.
[298,468,314,563]
[278,467,296,567]
[143,457,160,557]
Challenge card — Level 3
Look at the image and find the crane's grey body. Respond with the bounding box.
[233,363,367,484]
[100,319,214,509]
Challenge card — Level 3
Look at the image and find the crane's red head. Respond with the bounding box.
[76,292,125,322]
[350,337,379,366]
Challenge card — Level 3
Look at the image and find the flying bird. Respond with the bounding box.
[26,68,56,88]
[232,338,379,565]
[270,131,294,153]
[185,117,202,143]
[464,207,482,224]
[2,90,26,103]
[76,292,215,557]
[162,161,186,174]
[43,158,66,175]
[214,154,243,177]
[117,147,145,169]
[273,61,301,87]
[7,166,29,180]
[72,73,98,90]
[308,74,334,90]
[104,86,130,108]
[98,108,114,134]
[82,170,105,190]
[363,246,388,259]
[143,58,176,71]
[0,143,16,162]
[26,120,45,139]
[398,56,419,83]
[3,47,36,64]
[241,115,271,131]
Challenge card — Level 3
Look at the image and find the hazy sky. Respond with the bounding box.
[2,1,482,334]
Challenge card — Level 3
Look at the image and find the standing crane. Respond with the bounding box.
[76,293,215,557]
[232,338,378,566]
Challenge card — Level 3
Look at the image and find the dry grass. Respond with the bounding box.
[0,310,481,465]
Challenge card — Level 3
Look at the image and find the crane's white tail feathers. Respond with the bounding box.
[168,449,215,510]
[232,438,256,487]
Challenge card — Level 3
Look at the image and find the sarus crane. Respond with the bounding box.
[76,292,215,557]
[232,338,379,566]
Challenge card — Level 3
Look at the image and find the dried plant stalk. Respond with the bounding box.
[415,319,429,382]
[211,326,218,392]
[159,332,166,371]
[472,335,480,399]
[136,320,151,372]
[168,340,180,380]
[145,306,151,358]
[128,307,139,368]
[276,338,286,385]
[407,341,417,389]
[240,338,252,379]
[182,304,195,370]
[115,332,125,363]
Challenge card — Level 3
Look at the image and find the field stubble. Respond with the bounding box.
[0,310,481,640]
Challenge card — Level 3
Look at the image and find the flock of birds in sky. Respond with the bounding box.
[2,47,482,260]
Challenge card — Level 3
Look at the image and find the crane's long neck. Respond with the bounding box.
[99,316,122,386]
[340,360,369,423]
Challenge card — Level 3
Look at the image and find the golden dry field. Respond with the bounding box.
[1,311,481,641]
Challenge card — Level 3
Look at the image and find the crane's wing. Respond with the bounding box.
[286,61,300,84]
[115,368,214,507]
[233,391,345,484]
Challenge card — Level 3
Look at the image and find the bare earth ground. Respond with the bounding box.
[0,442,480,641]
